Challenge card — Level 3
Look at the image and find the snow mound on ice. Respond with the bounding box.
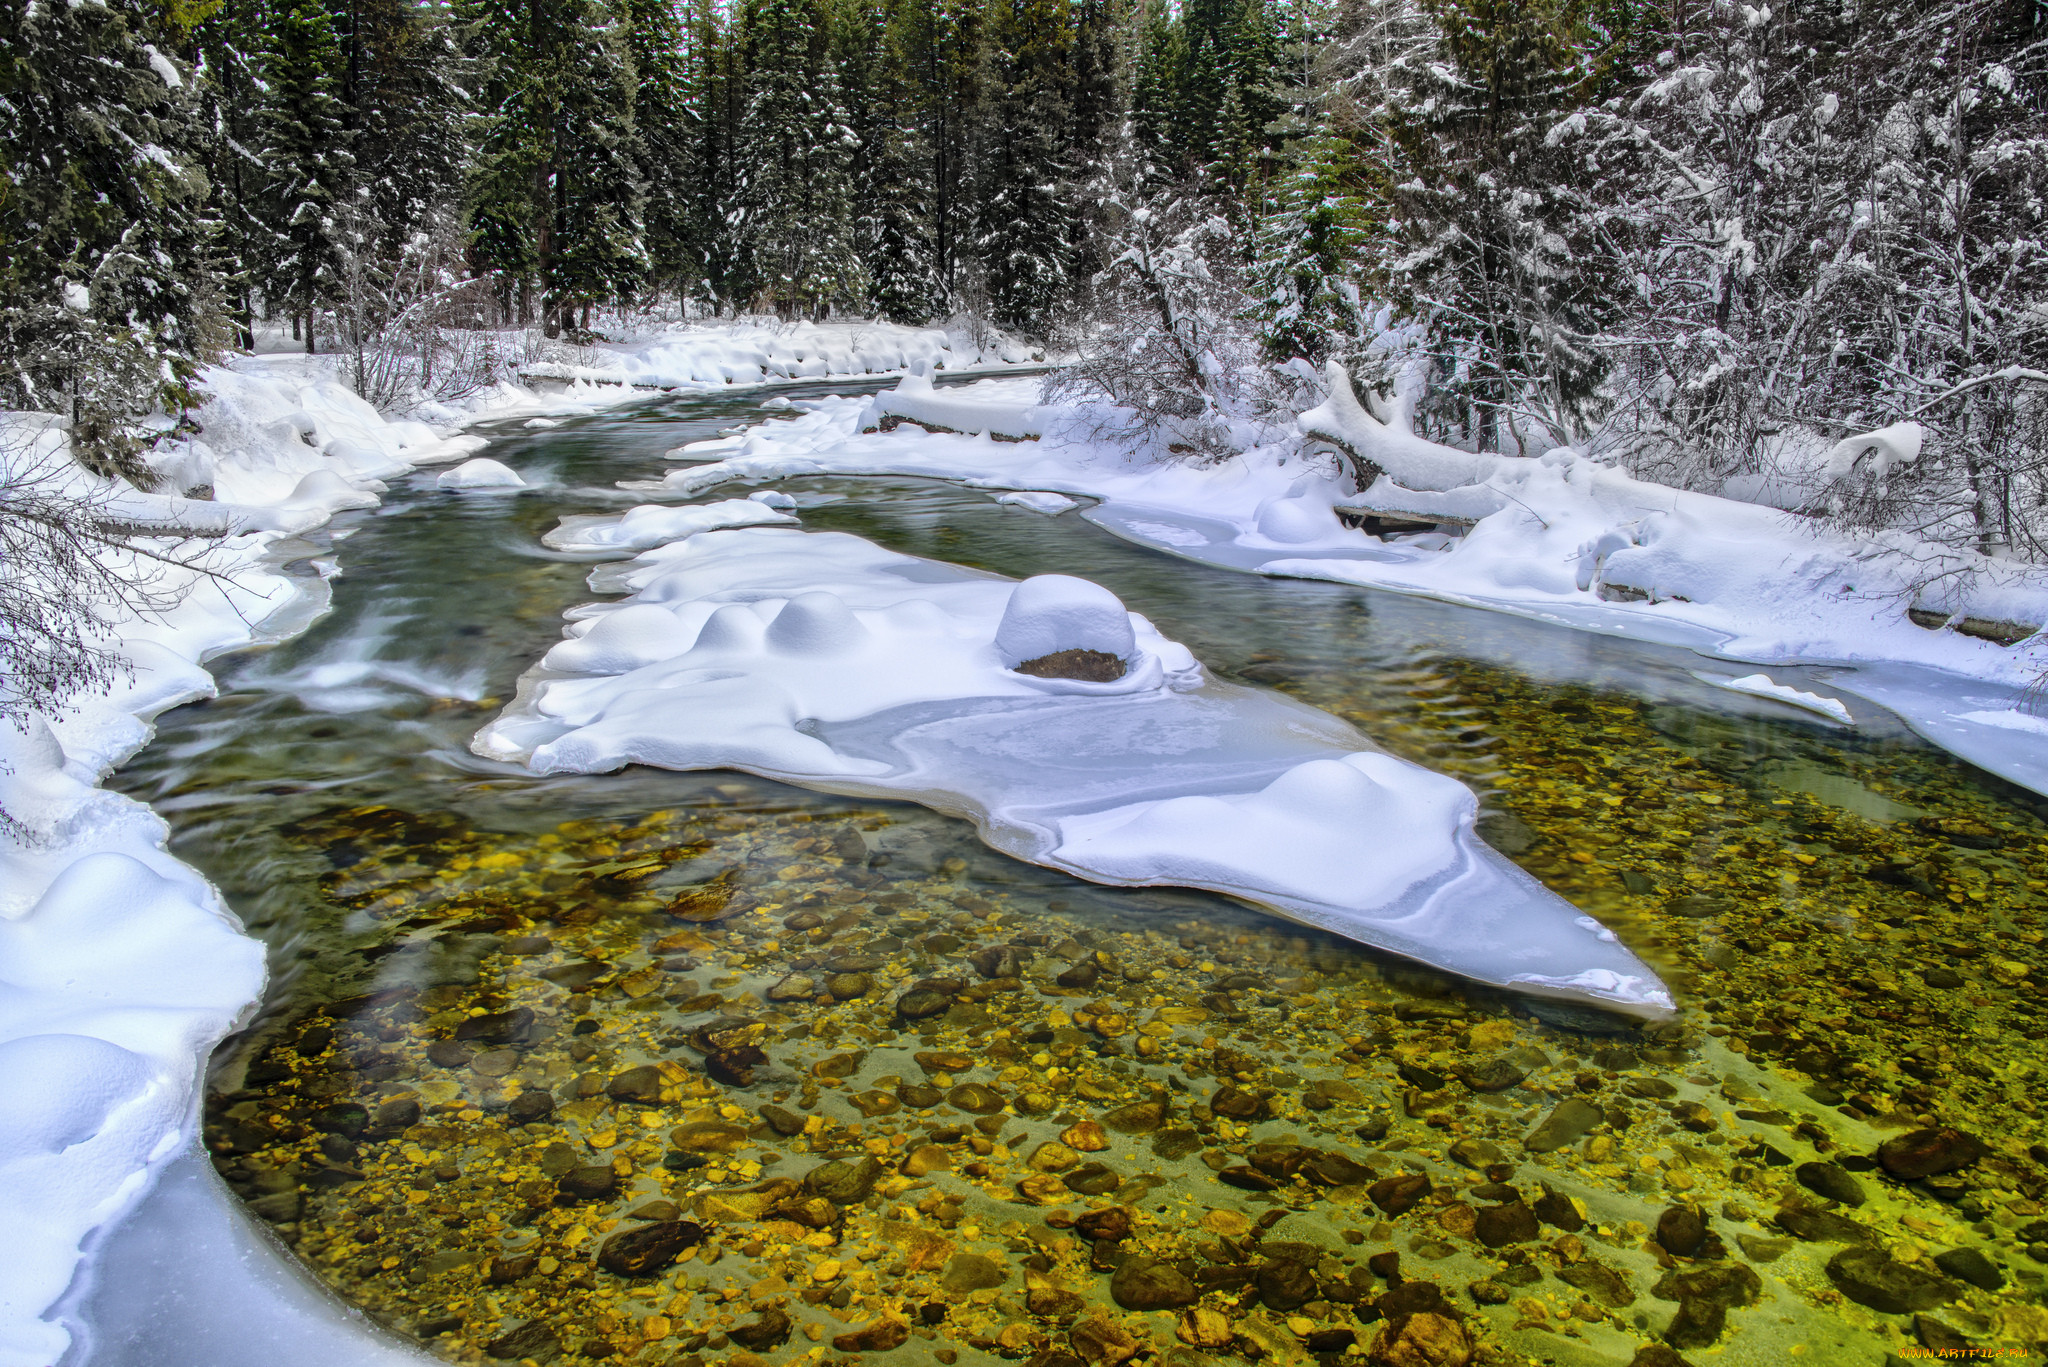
[995,575,1136,668]
[1707,673,1854,724]
[0,1034,157,1165]
[996,490,1078,515]
[542,498,796,554]
[474,520,1671,1016]
[438,457,525,488]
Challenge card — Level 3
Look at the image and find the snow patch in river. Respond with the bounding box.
[475,521,1672,1016]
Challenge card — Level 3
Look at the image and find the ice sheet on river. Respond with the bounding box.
[475,522,1672,1016]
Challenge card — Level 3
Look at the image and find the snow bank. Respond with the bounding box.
[474,521,1672,1016]
[521,318,1040,390]
[632,371,2048,797]
[0,349,571,1365]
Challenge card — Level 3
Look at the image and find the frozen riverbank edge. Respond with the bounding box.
[643,373,2048,800]
[0,320,1017,1367]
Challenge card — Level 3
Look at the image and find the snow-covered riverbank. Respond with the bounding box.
[643,372,2048,798]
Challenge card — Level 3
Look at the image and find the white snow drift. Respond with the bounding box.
[477,520,1673,1016]
[635,368,2048,797]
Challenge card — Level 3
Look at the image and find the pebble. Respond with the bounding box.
[1029,1141,1080,1172]
[595,1220,703,1276]
[1524,1098,1604,1152]
[1825,1245,1959,1314]
[606,1065,664,1104]
[1795,1161,1866,1207]
[826,972,870,1000]
[1109,1257,1199,1310]
[947,1083,1005,1114]
[1369,1173,1431,1215]
[1060,1120,1109,1151]
[1474,1200,1539,1247]
[899,1144,951,1176]
[1655,1204,1707,1257]
[896,989,951,1020]
[1877,1127,1988,1181]
[1931,1247,2003,1291]
[940,1252,1008,1292]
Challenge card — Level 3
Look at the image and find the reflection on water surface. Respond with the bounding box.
[113,385,2048,1367]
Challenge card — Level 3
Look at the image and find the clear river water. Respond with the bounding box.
[108,381,2048,1367]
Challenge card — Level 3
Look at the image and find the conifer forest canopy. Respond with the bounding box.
[2,0,2047,550]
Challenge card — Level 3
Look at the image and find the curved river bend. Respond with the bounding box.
[104,383,2048,1366]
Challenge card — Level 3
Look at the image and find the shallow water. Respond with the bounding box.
[112,384,2048,1367]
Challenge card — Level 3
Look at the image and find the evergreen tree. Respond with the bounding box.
[841,0,941,320]
[1250,122,1371,362]
[628,0,699,303]
[0,0,219,472]
[974,0,1077,330]
[258,0,356,350]
[733,0,861,316]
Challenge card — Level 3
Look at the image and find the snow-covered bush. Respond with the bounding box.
[1047,180,1304,462]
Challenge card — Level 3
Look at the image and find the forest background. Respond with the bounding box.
[3,0,2047,557]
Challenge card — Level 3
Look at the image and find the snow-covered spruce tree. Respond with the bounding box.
[0,0,219,477]
[973,0,1079,333]
[887,0,985,309]
[1048,157,1281,460]
[1345,0,1614,454]
[336,0,471,275]
[256,0,356,351]
[839,0,942,321]
[463,0,645,335]
[1249,120,1372,365]
[628,0,700,306]
[188,0,269,349]
[732,0,863,316]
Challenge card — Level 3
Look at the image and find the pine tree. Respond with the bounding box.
[628,0,699,304]
[258,0,356,350]
[973,0,1077,331]
[0,0,219,473]
[841,0,941,320]
[1250,123,1371,362]
[733,0,861,316]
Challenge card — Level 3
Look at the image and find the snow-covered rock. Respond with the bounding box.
[437,456,525,488]
[994,575,1137,667]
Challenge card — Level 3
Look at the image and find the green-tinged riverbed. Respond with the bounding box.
[112,383,2048,1367]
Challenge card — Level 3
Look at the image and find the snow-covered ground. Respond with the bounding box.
[640,371,2048,798]
[0,320,994,1365]
[476,524,1671,1016]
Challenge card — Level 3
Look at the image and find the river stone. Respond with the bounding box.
[1066,1161,1121,1195]
[1932,1247,2003,1292]
[1056,960,1101,989]
[455,1007,535,1043]
[767,974,817,1002]
[1029,1141,1080,1172]
[759,1104,806,1136]
[900,1144,951,1176]
[558,1165,616,1202]
[606,1065,664,1104]
[728,1308,793,1351]
[806,1156,884,1204]
[1152,1127,1202,1160]
[1524,1099,1604,1152]
[1454,1059,1526,1093]
[1656,1205,1707,1257]
[1878,1127,1987,1181]
[948,1083,1005,1114]
[1653,1263,1761,1348]
[1450,1139,1506,1170]
[1474,1201,1539,1248]
[486,1320,560,1361]
[1257,1259,1319,1311]
[1100,1098,1167,1133]
[898,1083,943,1107]
[374,1097,421,1130]
[1307,1152,1376,1187]
[538,960,611,991]
[1369,1172,1432,1216]
[827,972,871,1000]
[896,989,951,1020]
[1558,1260,1635,1308]
[942,1253,1009,1293]
[1825,1246,1959,1313]
[597,1220,704,1276]
[1111,1257,1199,1310]
[825,953,884,974]
[507,1090,555,1124]
[1795,1162,1865,1207]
